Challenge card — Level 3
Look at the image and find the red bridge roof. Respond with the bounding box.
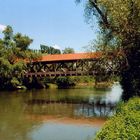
[35,52,100,62]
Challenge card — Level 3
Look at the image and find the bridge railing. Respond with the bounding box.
[24,71,97,77]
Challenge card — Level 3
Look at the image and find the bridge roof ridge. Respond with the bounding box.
[35,52,100,62]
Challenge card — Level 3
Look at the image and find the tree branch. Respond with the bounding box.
[89,0,109,27]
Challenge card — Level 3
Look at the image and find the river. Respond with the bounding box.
[0,83,122,140]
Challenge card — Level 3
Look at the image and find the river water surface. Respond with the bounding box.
[0,84,122,140]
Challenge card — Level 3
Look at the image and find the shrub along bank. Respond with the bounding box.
[95,98,140,140]
[23,76,114,89]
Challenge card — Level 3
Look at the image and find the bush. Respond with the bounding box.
[71,76,94,83]
[95,98,140,140]
[56,77,75,88]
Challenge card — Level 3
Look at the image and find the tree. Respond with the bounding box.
[40,44,61,54]
[76,0,140,100]
[13,33,33,50]
[62,47,75,54]
[0,26,39,89]
[2,25,13,48]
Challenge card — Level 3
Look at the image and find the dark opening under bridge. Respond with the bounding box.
[25,52,101,77]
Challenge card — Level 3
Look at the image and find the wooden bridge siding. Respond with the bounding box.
[25,59,98,77]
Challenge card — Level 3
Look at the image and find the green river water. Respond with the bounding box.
[0,84,122,140]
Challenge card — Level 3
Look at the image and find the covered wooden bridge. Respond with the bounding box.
[25,52,101,77]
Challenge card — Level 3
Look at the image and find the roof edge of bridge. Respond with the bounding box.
[32,52,101,62]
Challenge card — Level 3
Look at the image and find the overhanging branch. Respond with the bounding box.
[89,0,109,27]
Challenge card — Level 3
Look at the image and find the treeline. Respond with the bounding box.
[32,45,75,55]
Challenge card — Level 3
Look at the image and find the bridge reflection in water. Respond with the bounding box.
[26,98,116,118]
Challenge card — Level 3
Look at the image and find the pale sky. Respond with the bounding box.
[0,0,98,52]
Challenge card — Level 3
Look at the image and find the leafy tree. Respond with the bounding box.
[13,33,33,50]
[62,47,75,54]
[0,26,39,89]
[76,0,140,100]
[40,44,61,54]
[2,25,13,48]
[56,77,75,88]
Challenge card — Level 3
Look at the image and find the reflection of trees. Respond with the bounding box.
[26,98,116,118]
[0,95,37,140]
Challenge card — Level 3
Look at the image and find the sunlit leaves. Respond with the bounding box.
[0,57,12,74]
[0,26,39,89]
[14,33,33,50]
[77,0,140,44]
[40,44,61,54]
[95,98,140,139]
[62,47,75,54]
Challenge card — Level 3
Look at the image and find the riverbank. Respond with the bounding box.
[0,74,115,91]
[47,81,114,89]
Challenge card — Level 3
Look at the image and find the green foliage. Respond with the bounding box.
[56,77,76,88]
[11,77,21,88]
[0,26,39,90]
[95,98,140,140]
[62,47,75,54]
[40,44,61,54]
[13,33,33,50]
[116,97,140,114]
[70,76,94,83]
[2,25,13,48]
[77,0,140,100]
